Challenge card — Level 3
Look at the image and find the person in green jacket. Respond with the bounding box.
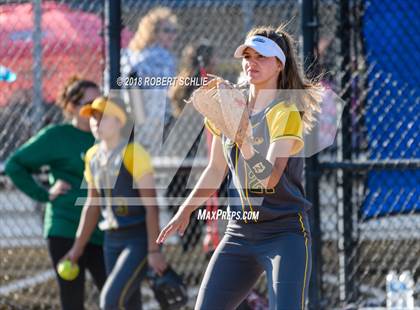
[5,77,106,310]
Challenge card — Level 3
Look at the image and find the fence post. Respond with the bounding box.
[301,0,322,309]
[337,0,356,305]
[32,0,43,133]
[105,0,121,91]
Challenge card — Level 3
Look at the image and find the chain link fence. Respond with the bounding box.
[1,1,105,309]
[315,0,420,308]
[0,0,419,309]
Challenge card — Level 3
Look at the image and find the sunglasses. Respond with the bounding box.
[160,26,177,34]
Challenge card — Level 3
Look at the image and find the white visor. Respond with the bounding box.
[234,35,286,66]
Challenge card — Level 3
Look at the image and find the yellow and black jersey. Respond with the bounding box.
[84,141,154,230]
[206,100,311,235]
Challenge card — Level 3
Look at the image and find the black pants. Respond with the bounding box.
[48,236,107,310]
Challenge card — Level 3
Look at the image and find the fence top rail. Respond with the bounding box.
[318,159,420,171]
[0,157,209,177]
[1,158,419,177]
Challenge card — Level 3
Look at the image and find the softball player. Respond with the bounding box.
[62,96,167,310]
[158,25,321,309]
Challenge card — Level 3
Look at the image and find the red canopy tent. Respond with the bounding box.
[0,2,132,106]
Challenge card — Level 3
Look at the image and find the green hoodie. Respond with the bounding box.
[5,123,103,245]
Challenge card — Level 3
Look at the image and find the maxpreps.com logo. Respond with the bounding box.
[252,37,266,43]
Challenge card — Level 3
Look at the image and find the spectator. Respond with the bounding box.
[121,6,178,154]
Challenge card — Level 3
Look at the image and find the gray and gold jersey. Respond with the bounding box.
[206,99,311,238]
[84,141,154,230]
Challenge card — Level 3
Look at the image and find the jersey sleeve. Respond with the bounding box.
[204,118,222,137]
[122,142,154,182]
[265,102,304,155]
[84,145,98,188]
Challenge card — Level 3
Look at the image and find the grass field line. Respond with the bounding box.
[0,269,55,296]
[0,268,199,309]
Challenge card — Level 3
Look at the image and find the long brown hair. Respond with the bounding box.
[246,25,322,132]
[57,76,98,118]
[128,7,177,52]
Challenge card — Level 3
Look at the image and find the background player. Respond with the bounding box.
[62,96,167,309]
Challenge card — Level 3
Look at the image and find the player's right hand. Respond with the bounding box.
[61,244,83,265]
[49,179,71,201]
[156,206,192,244]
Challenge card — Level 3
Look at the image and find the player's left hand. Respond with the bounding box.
[148,252,167,276]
